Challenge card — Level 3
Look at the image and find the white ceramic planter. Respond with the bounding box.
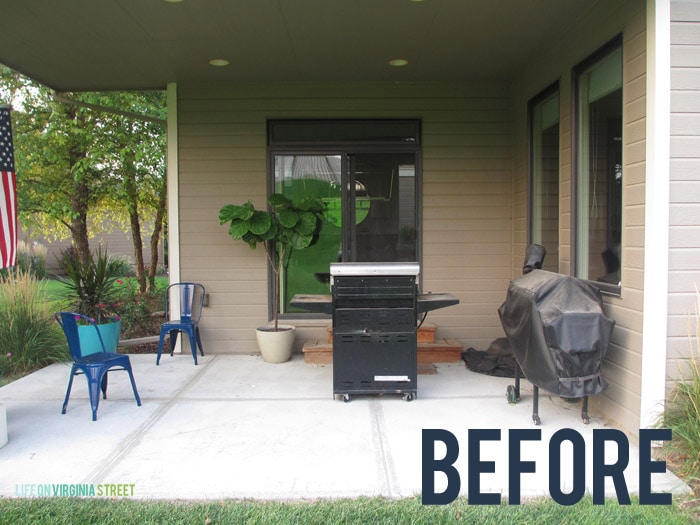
[0,405,7,448]
[255,325,296,363]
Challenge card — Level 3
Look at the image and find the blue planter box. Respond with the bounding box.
[78,319,122,356]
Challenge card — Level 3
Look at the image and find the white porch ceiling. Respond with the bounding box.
[0,0,598,92]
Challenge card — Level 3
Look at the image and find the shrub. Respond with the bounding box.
[56,246,122,324]
[0,269,68,379]
[0,240,47,280]
[108,254,134,277]
[111,277,166,339]
[658,291,700,483]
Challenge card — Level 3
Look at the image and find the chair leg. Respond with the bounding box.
[85,368,105,421]
[156,327,169,365]
[62,367,77,415]
[190,333,198,365]
[101,372,109,399]
[196,327,204,357]
[169,330,179,356]
[124,361,142,407]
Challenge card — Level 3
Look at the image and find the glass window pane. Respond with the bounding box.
[576,45,622,287]
[530,89,560,272]
[270,120,420,317]
[275,155,343,313]
[352,154,417,263]
[269,119,420,146]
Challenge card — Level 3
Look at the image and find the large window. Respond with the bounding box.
[574,38,623,291]
[529,83,560,272]
[268,120,421,316]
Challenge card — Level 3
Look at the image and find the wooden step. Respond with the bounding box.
[302,339,334,364]
[302,337,463,365]
[417,339,463,363]
[417,323,437,343]
[325,322,437,344]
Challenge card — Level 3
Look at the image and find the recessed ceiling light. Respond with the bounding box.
[389,59,409,67]
[209,59,230,67]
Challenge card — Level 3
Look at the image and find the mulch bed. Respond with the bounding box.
[123,341,159,354]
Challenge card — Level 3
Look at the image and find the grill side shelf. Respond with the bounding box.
[290,294,332,315]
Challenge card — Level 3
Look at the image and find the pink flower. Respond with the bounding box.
[5,352,11,358]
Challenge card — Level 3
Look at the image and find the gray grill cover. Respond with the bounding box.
[497,270,615,398]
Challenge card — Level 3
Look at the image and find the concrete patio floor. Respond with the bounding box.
[0,354,691,502]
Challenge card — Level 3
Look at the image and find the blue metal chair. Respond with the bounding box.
[156,282,205,365]
[55,312,142,421]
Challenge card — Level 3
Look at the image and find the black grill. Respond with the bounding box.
[498,250,615,425]
[331,265,420,401]
[291,262,459,402]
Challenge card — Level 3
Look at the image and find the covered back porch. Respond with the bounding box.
[0,0,683,441]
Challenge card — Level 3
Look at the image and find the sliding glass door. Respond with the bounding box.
[273,150,419,313]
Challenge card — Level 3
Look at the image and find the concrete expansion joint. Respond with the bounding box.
[369,399,400,498]
[81,356,218,485]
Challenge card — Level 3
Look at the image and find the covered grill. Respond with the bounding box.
[291,262,459,401]
[498,269,615,424]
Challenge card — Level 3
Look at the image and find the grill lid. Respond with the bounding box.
[330,262,420,285]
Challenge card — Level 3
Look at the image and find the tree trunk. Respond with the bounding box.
[123,153,147,294]
[69,187,90,266]
[148,176,167,292]
[67,112,91,266]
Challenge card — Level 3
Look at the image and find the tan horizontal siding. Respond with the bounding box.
[670,0,700,396]
[178,81,513,354]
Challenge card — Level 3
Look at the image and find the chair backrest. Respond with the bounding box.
[55,312,107,360]
[165,282,205,323]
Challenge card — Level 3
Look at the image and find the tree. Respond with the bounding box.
[83,90,166,292]
[0,65,166,287]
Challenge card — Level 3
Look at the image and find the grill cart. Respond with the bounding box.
[291,262,459,402]
[498,270,615,425]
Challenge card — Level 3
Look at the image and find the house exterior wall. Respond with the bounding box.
[669,1,700,383]
[176,82,514,355]
[511,0,647,434]
[173,0,680,437]
[18,222,164,275]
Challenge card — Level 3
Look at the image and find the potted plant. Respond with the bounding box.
[56,246,123,355]
[219,193,325,363]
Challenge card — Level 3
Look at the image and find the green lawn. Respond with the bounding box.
[40,276,169,302]
[0,495,697,524]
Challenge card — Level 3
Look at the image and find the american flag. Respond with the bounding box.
[0,105,17,269]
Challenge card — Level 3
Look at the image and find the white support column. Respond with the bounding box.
[166,83,180,284]
[166,83,182,352]
[641,0,671,429]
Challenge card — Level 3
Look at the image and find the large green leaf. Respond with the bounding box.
[277,208,299,228]
[268,193,292,207]
[241,232,259,249]
[228,219,251,240]
[260,220,278,241]
[219,201,255,223]
[295,211,318,235]
[249,210,272,235]
[295,195,324,212]
[287,229,312,250]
